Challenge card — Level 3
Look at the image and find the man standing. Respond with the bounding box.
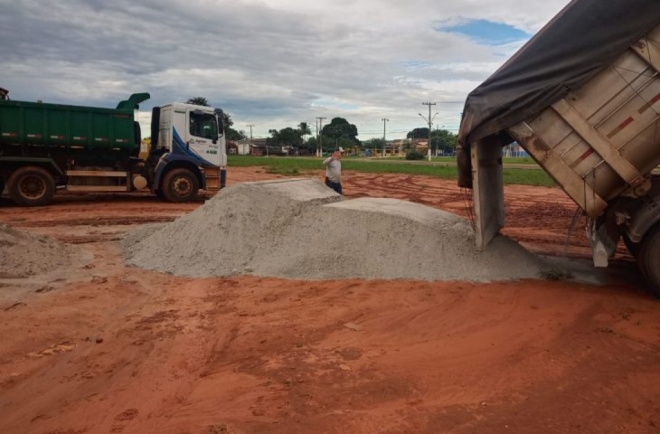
[323,147,344,194]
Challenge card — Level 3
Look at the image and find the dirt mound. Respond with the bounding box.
[0,224,79,278]
[124,179,545,281]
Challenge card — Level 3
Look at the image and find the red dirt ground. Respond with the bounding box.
[0,167,659,434]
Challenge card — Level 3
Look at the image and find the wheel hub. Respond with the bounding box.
[19,176,46,199]
[172,177,193,196]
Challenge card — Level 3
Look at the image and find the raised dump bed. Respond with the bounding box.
[458,0,660,294]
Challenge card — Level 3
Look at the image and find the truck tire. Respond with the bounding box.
[638,225,660,297]
[8,166,55,207]
[161,168,199,202]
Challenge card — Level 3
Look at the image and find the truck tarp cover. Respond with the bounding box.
[457,0,660,187]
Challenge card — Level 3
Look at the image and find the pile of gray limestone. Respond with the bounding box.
[0,224,78,278]
[124,179,545,281]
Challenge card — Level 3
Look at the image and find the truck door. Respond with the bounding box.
[186,109,221,167]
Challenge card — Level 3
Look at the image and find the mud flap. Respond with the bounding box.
[588,219,616,268]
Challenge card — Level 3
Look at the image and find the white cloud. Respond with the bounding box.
[0,0,570,139]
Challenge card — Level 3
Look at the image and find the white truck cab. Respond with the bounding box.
[151,103,227,200]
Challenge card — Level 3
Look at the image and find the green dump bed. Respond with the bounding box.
[0,93,149,155]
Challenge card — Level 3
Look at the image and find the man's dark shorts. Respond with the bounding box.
[325,177,342,194]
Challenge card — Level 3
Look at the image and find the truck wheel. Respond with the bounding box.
[161,168,199,202]
[8,166,55,206]
[638,225,660,297]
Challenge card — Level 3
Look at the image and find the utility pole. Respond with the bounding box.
[315,119,319,139]
[314,119,319,157]
[419,102,437,162]
[381,118,389,157]
[316,117,326,157]
[247,124,254,140]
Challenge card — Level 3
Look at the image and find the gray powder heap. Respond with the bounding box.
[124,179,544,281]
[0,224,78,278]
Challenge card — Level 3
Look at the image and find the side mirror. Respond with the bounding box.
[212,136,218,144]
[214,109,225,137]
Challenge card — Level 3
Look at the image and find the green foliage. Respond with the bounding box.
[327,137,356,152]
[406,128,458,151]
[502,157,536,164]
[220,112,233,128]
[321,117,359,144]
[219,112,242,141]
[304,136,319,154]
[502,169,554,187]
[364,138,386,150]
[405,150,425,160]
[226,128,245,141]
[407,127,430,139]
[186,97,209,107]
[267,127,303,148]
[298,122,312,137]
[431,129,457,150]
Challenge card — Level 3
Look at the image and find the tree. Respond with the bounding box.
[216,110,241,141]
[303,137,319,154]
[430,129,457,153]
[298,122,311,138]
[405,149,425,160]
[406,127,430,140]
[364,138,386,152]
[267,127,303,149]
[220,112,234,129]
[406,127,457,154]
[186,97,209,107]
[226,128,245,141]
[321,117,359,146]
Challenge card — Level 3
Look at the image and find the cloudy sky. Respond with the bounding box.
[1,0,569,140]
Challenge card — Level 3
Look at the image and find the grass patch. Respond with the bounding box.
[502,157,536,165]
[502,169,555,187]
[370,156,537,165]
[228,156,555,187]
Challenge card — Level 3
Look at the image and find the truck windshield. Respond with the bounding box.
[189,112,218,140]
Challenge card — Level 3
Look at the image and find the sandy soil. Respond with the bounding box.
[0,167,659,434]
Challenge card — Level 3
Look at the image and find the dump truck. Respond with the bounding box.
[457,0,660,295]
[0,91,227,206]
